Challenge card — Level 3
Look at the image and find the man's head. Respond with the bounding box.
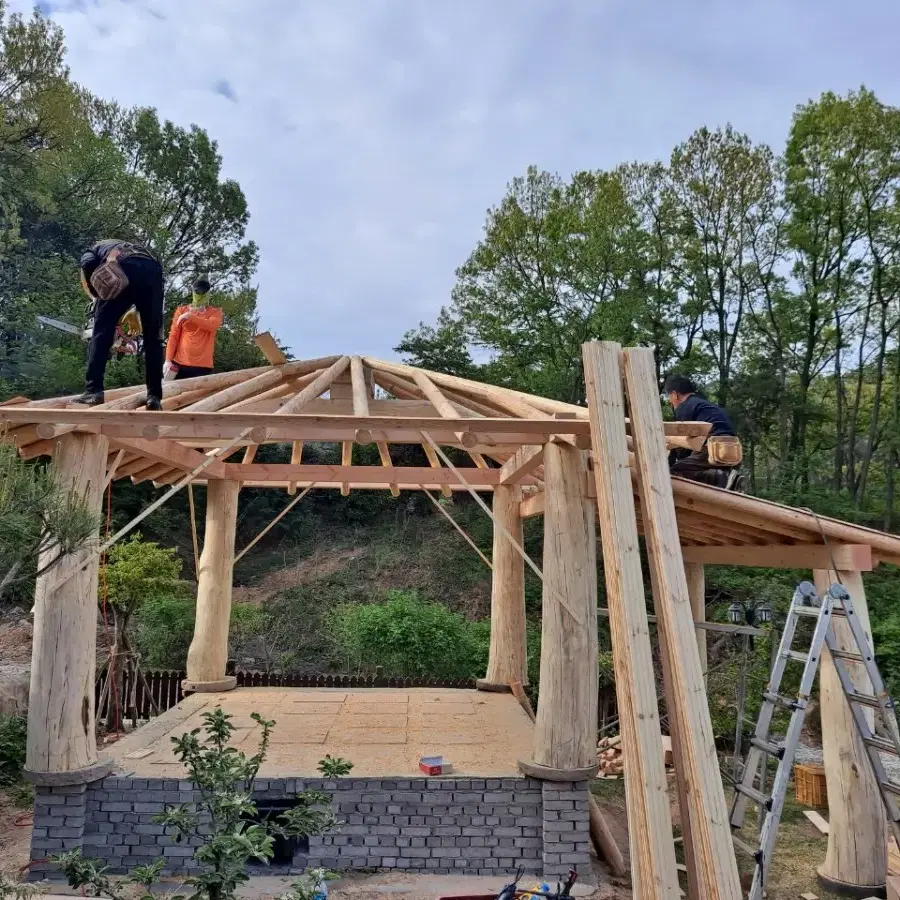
[663,373,697,409]
[192,277,211,306]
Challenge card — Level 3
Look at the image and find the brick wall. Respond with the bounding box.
[30,776,592,879]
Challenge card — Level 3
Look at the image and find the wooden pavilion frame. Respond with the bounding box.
[5,336,900,896]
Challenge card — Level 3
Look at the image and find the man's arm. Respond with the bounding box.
[165,306,187,362]
[179,307,223,332]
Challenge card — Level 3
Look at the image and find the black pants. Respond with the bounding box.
[670,445,737,487]
[174,365,213,380]
[85,257,164,398]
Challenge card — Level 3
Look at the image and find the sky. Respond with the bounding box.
[11,0,900,361]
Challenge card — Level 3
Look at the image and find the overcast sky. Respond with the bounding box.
[11,0,900,361]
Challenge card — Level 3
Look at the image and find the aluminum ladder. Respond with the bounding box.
[730,580,900,900]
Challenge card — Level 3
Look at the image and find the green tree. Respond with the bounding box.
[0,443,99,602]
[101,534,189,728]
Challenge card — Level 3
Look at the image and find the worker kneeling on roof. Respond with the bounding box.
[163,277,223,381]
[663,373,746,492]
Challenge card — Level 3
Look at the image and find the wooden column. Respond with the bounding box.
[813,568,886,894]
[26,432,112,784]
[522,442,598,777]
[685,562,707,686]
[478,484,527,691]
[184,480,240,693]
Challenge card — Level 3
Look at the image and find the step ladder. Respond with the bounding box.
[730,580,900,900]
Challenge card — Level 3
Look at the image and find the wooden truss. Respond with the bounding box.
[11,336,899,895]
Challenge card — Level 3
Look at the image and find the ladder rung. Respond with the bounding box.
[793,605,821,617]
[881,780,900,798]
[750,736,785,759]
[734,783,771,810]
[864,734,900,755]
[783,650,809,663]
[847,691,882,709]
[830,649,865,663]
[763,691,802,711]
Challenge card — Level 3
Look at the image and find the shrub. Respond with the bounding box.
[329,589,480,678]
[0,714,26,786]
[55,707,344,900]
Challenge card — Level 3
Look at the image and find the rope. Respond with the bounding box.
[801,506,845,587]
[100,482,121,735]
[420,487,493,571]
[188,483,200,578]
[234,483,317,563]
[420,431,585,626]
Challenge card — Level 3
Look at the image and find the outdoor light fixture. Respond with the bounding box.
[728,601,743,625]
[756,601,773,624]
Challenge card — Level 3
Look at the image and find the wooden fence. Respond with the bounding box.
[98,669,479,722]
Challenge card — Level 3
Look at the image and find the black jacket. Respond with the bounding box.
[79,240,155,281]
[675,393,736,437]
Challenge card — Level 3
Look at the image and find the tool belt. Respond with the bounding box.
[707,434,743,467]
[89,244,153,302]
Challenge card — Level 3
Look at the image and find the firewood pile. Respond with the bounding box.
[597,733,673,777]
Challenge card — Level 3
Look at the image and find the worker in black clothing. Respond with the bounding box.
[75,240,165,409]
[663,373,745,491]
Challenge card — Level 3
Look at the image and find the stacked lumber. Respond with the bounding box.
[597,734,673,777]
[583,340,743,900]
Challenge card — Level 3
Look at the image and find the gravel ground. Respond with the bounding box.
[795,741,900,779]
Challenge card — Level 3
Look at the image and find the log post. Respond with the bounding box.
[26,432,113,784]
[521,442,598,778]
[813,568,886,895]
[685,562,707,686]
[184,480,240,693]
[477,484,527,691]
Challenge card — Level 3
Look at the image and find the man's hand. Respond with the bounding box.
[163,360,178,378]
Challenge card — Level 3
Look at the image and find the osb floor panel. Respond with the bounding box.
[107,688,535,778]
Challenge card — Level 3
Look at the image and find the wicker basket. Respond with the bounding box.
[794,763,828,808]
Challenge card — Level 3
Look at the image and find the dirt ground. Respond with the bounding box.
[0,786,34,879]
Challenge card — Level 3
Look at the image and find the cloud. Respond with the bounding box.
[212,78,237,103]
[9,0,900,360]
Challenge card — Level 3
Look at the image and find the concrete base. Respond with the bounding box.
[517,759,599,782]
[818,868,886,899]
[23,757,114,786]
[181,675,237,693]
[475,679,513,693]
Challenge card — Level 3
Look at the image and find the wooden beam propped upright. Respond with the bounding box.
[582,341,679,899]
[622,346,742,900]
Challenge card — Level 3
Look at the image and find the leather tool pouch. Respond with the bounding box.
[707,435,743,466]
[89,248,131,301]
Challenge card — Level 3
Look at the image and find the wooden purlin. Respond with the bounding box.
[581,341,679,899]
[623,346,742,900]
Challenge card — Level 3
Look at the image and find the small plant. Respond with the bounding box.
[55,707,346,900]
[317,755,353,778]
[0,714,26,786]
[0,874,40,900]
[278,868,338,900]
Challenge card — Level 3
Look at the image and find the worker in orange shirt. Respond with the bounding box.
[163,277,223,380]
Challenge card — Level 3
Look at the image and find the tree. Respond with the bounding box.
[100,534,190,729]
[448,166,648,402]
[0,443,99,601]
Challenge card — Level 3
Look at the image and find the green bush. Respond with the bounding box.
[134,595,196,668]
[329,589,482,678]
[0,714,26,785]
[467,618,543,686]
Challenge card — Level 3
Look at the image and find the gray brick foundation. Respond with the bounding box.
[30,776,592,879]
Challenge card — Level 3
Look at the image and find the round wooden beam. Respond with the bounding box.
[25,431,113,784]
[184,480,240,693]
[477,484,526,691]
[814,568,886,895]
[525,442,598,773]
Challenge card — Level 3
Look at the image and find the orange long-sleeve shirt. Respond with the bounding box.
[165,305,223,369]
